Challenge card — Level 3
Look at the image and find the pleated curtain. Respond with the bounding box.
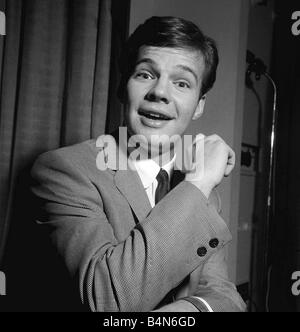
[0,0,127,267]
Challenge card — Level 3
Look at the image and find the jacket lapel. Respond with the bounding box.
[114,169,152,223]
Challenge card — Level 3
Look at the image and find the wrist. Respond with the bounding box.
[181,297,211,312]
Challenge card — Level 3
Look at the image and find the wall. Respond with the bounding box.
[129,0,250,282]
[237,1,274,286]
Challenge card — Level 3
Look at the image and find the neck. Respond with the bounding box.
[150,148,175,167]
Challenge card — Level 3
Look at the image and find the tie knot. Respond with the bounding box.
[155,169,170,204]
[156,168,169,183]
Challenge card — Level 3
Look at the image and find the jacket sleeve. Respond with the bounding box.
[31,149,233,312]
[187,190,246,312]
[191,248,247,312]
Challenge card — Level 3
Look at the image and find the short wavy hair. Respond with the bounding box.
[118,16,219,100]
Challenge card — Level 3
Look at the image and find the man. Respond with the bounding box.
[31,16,246,312]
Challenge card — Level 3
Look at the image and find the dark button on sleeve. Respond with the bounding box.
[209,238,219,248]
[197,247,207,257]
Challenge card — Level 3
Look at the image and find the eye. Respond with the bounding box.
[135,71,154,80]
[175,81,190,89]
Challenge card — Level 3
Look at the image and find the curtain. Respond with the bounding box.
[0,0,129,310]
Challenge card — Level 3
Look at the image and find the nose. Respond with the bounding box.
[145,77,170,104]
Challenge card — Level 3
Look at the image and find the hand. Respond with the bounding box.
[184,134,235,198]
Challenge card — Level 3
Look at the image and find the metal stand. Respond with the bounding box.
[263,72,278,312]
[246,51,278,311]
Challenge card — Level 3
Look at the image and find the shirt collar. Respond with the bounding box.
[132,155,176,189]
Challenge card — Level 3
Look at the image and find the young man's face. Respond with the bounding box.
[125,46,206,154]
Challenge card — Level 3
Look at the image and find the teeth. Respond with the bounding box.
[140,110,170,120]
[148,113,163,120]
[149,113,162,119]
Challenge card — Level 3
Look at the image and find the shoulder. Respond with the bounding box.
[32,138,114,179]
[34,139,98,166]
[31,134,124,183]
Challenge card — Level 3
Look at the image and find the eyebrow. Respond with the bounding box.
[176,65,199,84]
[135,58,156,67]
[135,58,199,84]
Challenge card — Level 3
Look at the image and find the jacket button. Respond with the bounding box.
[197,247,207,257]
[209,238,219,248]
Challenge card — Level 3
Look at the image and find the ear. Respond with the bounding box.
[192,95,206,120]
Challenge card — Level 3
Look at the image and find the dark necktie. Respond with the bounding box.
[155,168,170,204]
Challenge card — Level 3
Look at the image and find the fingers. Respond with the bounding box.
[224,146,235,177]
[188,133,236,186]
[206,135,236,178]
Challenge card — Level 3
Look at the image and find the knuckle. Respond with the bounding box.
[212,134,220,140]
[206,134,219,141]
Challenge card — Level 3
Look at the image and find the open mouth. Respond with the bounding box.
[138,109,173,121]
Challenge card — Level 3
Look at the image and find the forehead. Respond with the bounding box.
[136,46,205,76]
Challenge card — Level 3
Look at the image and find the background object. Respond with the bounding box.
[0,0,129,311]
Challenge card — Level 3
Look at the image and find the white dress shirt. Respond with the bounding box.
[132,157,175,208]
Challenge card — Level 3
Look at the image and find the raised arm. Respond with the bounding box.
[31,144,232,312]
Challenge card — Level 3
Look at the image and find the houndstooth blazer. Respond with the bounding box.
[31,134,246,312]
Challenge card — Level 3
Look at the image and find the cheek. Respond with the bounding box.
[127,81,146,106]
[177,98,198,122]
